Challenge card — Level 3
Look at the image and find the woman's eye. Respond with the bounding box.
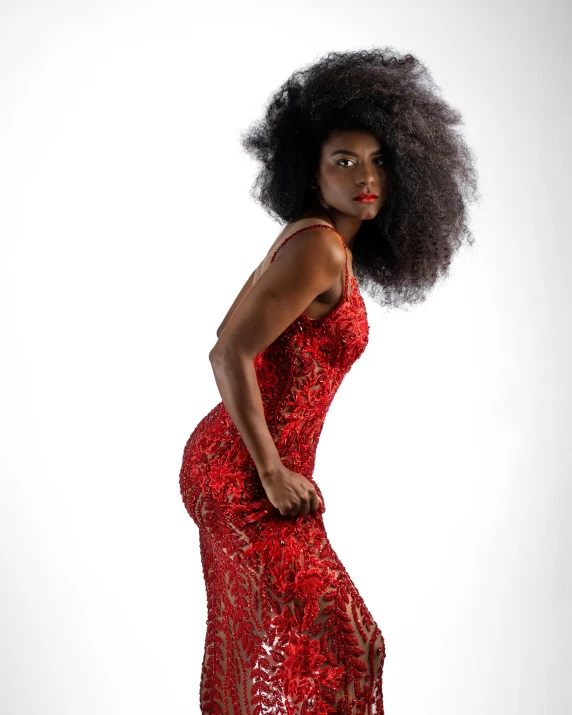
[337,158,384,167]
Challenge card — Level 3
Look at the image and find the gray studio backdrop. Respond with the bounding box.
[1,1,570,714]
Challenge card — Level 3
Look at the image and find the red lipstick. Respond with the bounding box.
[353,193,378,203]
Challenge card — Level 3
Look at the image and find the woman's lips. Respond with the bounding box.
[353,196,377,203]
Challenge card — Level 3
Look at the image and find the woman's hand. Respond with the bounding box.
[259,465,323,517]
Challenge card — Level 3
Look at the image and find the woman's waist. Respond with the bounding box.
[181,401,324,474]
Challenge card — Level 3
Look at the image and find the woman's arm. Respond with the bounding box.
[208,227,346,479]
[216,268,258,338]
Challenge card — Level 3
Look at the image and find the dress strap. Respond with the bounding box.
[269,223,349,300]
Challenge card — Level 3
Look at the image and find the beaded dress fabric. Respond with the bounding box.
[179,225,385,714]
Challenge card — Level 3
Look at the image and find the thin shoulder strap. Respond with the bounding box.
[269,223,349,300]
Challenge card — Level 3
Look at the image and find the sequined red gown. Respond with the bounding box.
[179,224,386,715]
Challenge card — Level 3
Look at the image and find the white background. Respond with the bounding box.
[1,1,570,713]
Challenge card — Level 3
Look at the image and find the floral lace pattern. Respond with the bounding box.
[179,225,385,714]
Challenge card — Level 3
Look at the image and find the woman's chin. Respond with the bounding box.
[349,201,379,217]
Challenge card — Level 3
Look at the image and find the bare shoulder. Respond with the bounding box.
[257,217,344,281]
[272,216,338,248]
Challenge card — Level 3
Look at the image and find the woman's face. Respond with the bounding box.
[313,128,390,220]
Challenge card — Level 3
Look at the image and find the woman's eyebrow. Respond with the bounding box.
[329,149,383,157]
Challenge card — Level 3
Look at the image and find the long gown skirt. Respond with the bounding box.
[180,458,386,715]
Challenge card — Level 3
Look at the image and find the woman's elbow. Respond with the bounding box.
[209,344,222,363]
[209,341,251,366]
[209,341,233,364]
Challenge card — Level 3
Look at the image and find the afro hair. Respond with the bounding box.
[240,47,480,310]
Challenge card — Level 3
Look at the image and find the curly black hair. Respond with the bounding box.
[239,47,480,310]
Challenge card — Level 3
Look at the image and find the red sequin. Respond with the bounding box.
[179,224,385,714]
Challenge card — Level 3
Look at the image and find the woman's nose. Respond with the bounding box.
[357,166,376,186]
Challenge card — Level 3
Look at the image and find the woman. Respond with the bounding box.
[179,48,478,714]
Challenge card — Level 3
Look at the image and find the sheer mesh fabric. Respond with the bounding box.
[179,225,385,714]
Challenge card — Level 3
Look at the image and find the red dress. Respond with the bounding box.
[179,224,386,714]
